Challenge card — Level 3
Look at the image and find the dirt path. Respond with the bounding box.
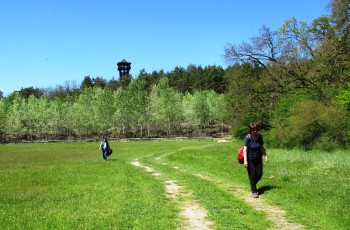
[131,144,304,230]
[131,159,214,230]
[195,173,304,230]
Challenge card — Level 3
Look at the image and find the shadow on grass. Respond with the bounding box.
[258,185,278,195]
[106,159,118,162]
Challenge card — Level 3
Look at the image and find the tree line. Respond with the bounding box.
[1,0,349,151]
[0,78,228,142]
[0,64,227,101]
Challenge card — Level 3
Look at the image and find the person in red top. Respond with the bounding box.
[243,123,269,198]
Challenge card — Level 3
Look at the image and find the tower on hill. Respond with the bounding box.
[117,59,131,80]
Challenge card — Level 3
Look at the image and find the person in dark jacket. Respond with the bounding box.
[99,137,110,161]
[243,123,269,198]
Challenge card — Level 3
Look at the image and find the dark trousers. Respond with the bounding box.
[247,160,263,193]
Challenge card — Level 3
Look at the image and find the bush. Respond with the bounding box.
[269,100,350,151]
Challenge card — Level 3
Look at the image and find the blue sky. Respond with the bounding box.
[0,0,330,96]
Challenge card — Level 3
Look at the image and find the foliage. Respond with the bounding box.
[148,78,183,137]
[269,100,350,151]
[0,76,232,141]
[336,82,350,110]
[224,0,350,150]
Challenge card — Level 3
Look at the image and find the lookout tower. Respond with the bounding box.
[117,59,131,79]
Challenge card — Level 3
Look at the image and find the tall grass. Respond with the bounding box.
[0,141,349,229]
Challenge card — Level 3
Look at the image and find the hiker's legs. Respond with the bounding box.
[247,162,257,193]
[102,149,107,160]
[247,161,262,193]
[256,161,263,183]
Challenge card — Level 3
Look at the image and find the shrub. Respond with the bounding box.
[269,100,350,151]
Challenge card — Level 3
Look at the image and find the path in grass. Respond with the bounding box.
[194,173,304,230]
[131,144,304,230]
[131,159,213,230]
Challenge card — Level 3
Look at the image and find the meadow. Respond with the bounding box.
[0,140,349,229]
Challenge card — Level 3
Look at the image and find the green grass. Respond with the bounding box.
[0,142,179,229]
[156,142,350,229]
[0,141,349,229]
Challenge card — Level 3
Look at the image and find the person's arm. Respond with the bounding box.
[243,146,248,168]
[262,146,268,163]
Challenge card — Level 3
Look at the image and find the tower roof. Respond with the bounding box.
[118,59,131,65]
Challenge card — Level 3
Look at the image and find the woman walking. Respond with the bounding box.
[243,123,269,198]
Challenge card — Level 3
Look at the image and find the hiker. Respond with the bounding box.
[243,122,268,198]
[99,137,110,161]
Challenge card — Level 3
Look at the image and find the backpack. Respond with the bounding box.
[238,146,244,164]
[106,142,112,156]
[237,134,251,164]
[107,148,113,156]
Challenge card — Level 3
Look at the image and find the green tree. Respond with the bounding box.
[203,65,226,93]
[81,76,94,90]
[270,100,350,151]
[72,88,96,138]
[206,90,228,132]
[48,97,65,138]
[18,87,43,99]
[112,88,130,136]
[22,95,37,140]
[168,66,191,93]
[94,77,107,89]
[224,63,267,135]
[127,79,149,138]
[92,88,114,136]
[36,94,51,139]
[148,77,183,137]
[182,93,199,133]
[337,82,350,110]
[5,93,26,141]
[192,91,209,132]
[0,99,6,140]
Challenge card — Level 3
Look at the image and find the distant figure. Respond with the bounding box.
[243,122,268,198]
[99,137,110,161]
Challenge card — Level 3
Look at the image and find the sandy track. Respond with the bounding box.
[132,155,304,230]
[131,160,213,230]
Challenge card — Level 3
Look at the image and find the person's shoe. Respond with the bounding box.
[252,192,259,198]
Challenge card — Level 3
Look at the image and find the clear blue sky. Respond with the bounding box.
[0,0,330,96]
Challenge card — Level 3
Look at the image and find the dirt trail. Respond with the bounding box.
[241,190,304,230]
[132,147,304,230]
[195,173,304,230]
[131,160,214,230]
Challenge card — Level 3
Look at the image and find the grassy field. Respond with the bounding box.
[0,140,349,229]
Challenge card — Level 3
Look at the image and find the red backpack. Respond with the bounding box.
[238,134,251,164]
[238,146,244,164]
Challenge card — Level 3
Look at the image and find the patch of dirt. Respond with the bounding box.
[132,159,155,172]
[164,180,181,199]
[131,160,142,167]
[180,203,213,230]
